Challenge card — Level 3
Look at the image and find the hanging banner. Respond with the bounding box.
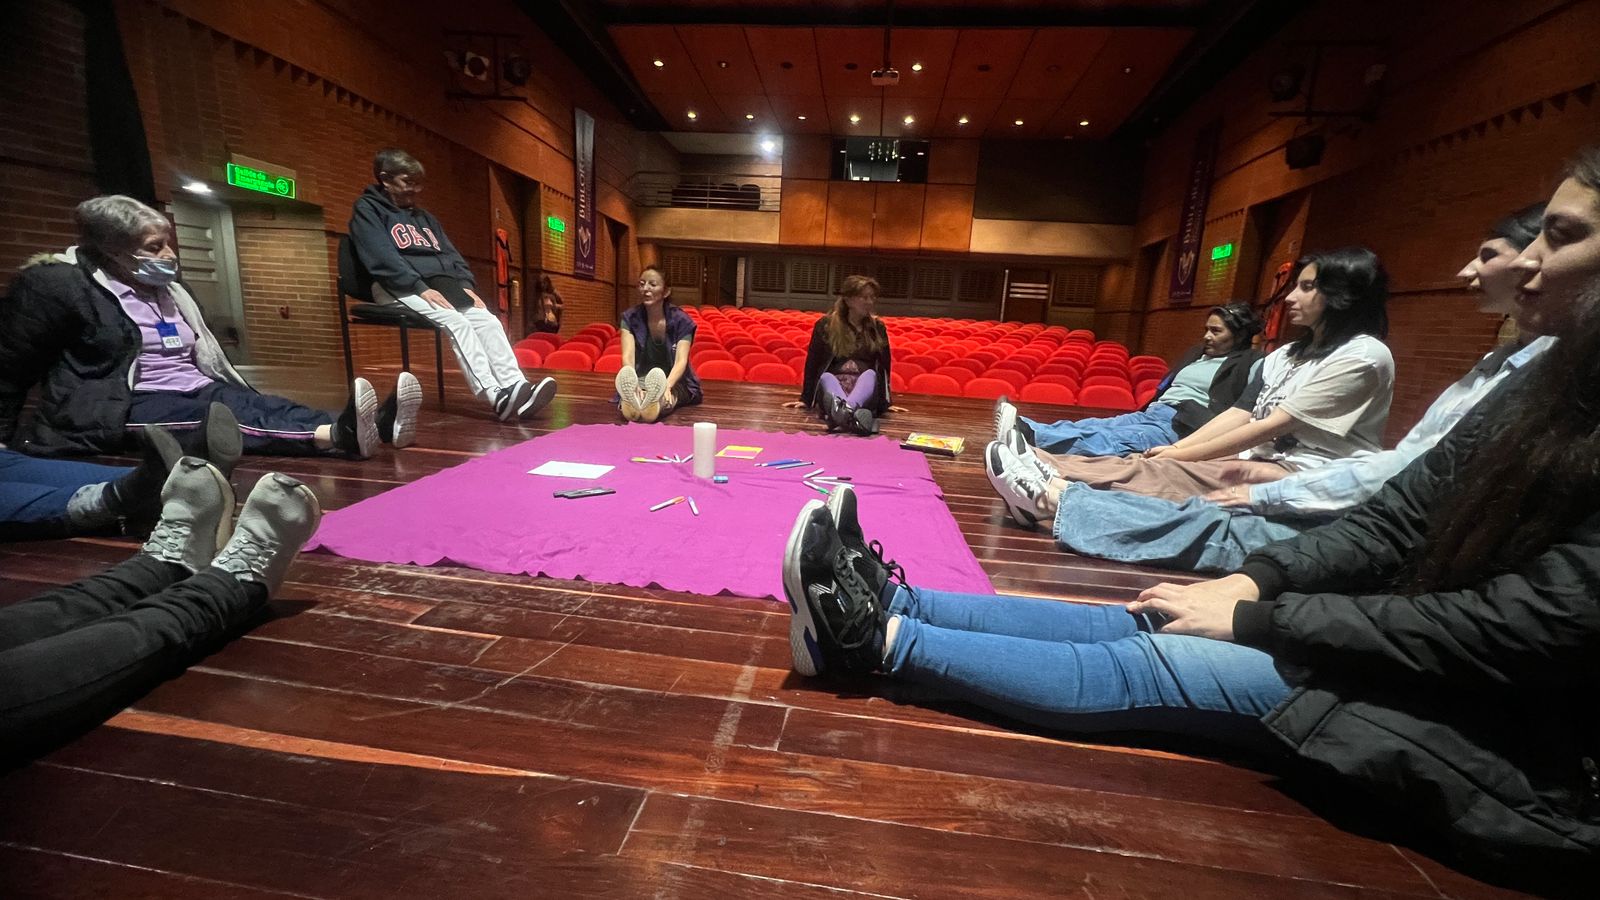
[573,108,597,279]
[1168,120,1222,305]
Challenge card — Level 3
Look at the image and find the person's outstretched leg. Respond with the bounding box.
[0,466,320,757]
[887,585,1141,643]
[1051,482,1305,573]
[1,450,133,538]
[462,306,556,419]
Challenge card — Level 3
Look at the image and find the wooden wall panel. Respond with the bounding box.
[824,181,875,248]
[920,184,975,252]
[778,178,829,247]
[927,139,980,185]
[872,183,926,251]
[782,136,833,180]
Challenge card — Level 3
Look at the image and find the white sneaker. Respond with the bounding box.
[494,381,534,422]
[141,458,235,572]
[640,368,668,409]
[379,372,423,449]
[616,368,642,418]
[211,473,322,593]
[518,376,557,419]
[993,396,1018,444]
[1004,426,1057,484]
[984,440,1047,529]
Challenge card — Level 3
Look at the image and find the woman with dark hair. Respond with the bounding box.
[995,301,1264,457]
[781,153,1600,884]
[784,274,893,436]
[0,195,403,459]
[615,265,702,422]
[990,247,1393,519]
[530,274,563,335]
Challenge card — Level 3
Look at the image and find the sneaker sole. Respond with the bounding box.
[994,398,1017,444]
[640,370,668,408]
[390,372,423,449]
[782,499,828,677]
[199,462,237,551]
[498,381,534,422]
[204,402,244,478]
[518,377,557,419]
[985,442,1039,528]
[352,378,380,459]
[825,483,860,550]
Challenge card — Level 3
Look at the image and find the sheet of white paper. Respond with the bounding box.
[528,461,614,479]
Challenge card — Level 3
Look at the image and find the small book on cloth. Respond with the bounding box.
[900,433,965,457]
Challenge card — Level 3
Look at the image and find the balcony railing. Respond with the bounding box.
[629,170,781,212]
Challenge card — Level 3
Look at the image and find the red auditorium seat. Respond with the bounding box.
[1128,354,1167,370]
[1031,373,1079,390]
[543,348,596,370]
[907,372,963,396]
[890,371,906,393]
[745,362,799,384]
[963,377,1013,400]
[789,358,808,379]
[565,334,605,354]
[1082,374,1132,390]
[698,359,745,381]
[1078,384,1138,410]
[691,347,735,364]
[992,358,1036,377]
[968,350,1002,368]
[592,354,624,374]
[896,361,928,380]
[905,354,943,371]
[1082,363,1129,380]
[932,366,976,388]
[737,351,783,369]
[1135,384,1161,406]
[517,334,560,354]
[1021,382,1077,405]
[772,346,806,362]
[986,369,1028,392]
[946,357,986,376]
[1037,361,1083,377]
[1067,329,1095,342]
[513,346,541,368]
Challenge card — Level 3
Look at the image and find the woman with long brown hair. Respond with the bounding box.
[784,274,893,435]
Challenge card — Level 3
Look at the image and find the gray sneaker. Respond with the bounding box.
[141,458,235,572]
[616,368,641,417]
[211,473,322,593]
[640,368,668,409]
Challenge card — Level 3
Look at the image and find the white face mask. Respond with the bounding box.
[128,253,179,287]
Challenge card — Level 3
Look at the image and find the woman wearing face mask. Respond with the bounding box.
[614,265,701,422]
[0,195,398,459]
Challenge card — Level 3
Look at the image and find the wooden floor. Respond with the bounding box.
[0,365,1536,899]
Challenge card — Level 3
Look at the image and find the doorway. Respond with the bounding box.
[169,198,250,363]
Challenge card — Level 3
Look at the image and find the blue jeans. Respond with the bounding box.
[884,584,1290,746]
[1022,403,1179,456]
[1051,482,1312,573]
[0,450,128,526]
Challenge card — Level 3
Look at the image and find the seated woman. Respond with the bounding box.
[614,265,702,422]
[780,156,1600,883]
[1,405,240,541]
[0,195,413,459]
[988,247,1393,521]
[783,275,892,435]
[1052,203,1554,572]
[349,148,555,422]
[530,274,564,335]
[1,453,322,762]
[995,302,1263,456]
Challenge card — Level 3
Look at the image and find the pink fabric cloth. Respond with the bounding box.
[307,423,994,601]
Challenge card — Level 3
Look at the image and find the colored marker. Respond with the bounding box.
[757,458,803,468]
[803,482,830,496]
[800,467,824,479]
[769,461,813,470]
[688,497,700,516]
[632,457,675,464]
[815,476,852,482]
[649,495,686,512]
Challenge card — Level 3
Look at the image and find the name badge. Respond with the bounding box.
[155,320,183,349]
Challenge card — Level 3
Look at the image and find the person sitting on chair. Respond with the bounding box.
[0,196,403,460]
[348,147,556,422]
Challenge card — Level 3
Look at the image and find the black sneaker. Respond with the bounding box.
[180,402,244,480]
[825,484,905,601]
[518,376,557,419]
[333,378,379,458]
[781,500,887,676]
[851,406,878,436]
[111,425,185,522]
[494,381,534,422]
[817,391,844,432]
[378,372,423,448]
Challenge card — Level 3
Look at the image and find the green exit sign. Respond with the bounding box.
[546,215,567,233]
[1211,242,1234,261]
[226,162,296,199]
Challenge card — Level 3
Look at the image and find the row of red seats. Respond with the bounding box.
[509,308,1168,410]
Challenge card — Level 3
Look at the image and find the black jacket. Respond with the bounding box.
[799,317,892,415]
[1232,400,1600,876]
[347,184,475,297]
[0,250,247,455]
[1153,343,1262,436]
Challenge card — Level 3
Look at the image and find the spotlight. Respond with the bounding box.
[744,113,755,120]
[760,139,776,153]
[182,180,211,195]
[1013,118,1024,126]
[911,62,923,72]
[902,115,914,125]
[686,110,698,119]
[849,113,861,124]
[652,58,664,68]
[957,115,969,125]
[1078,119,1089,127]
[502,54,532,87]
[457,50,490,81]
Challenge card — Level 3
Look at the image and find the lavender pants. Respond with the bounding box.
[818,370,877,407]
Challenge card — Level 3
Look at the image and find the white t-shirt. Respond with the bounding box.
[1242,334,1394,471]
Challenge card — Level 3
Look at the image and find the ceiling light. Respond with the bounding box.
[1013,118,1024,126]
[760,139,776,153]
[182,180,211,195]
[744,113,755,120]
[957,115,969,125]
[915,151,925,156]
[797,115,807,120]
[902,115,915,125]
[1123,66,1134,74]
[911,62,923,72]
[1079,119,1090,127]
[686,110,698,119]
[718,60,729,69]
[652,59,664,68]
[849,113,861,124]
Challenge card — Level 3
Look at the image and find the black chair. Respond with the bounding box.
[336,234,448,406]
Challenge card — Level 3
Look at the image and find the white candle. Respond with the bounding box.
[693,422,717,479]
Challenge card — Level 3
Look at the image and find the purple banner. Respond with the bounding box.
[573,107,597,279]
[1168,120,1221,305]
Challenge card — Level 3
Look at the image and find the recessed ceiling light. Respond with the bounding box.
[797,114,807,120]
[745,113,755,120]
[1079,119,1090,127]
[915,151,925,156]
[182,180,211,194]
[1013,118,1025,126]
[911,62,923,72]
[686,110,698,119]
[902,115,914,125]
[760,139,776,152]
[652,59,664,68]
[957,115,969,125]
[1123,66,1134,74]
[718,60,729,69]
[849,113,861,124]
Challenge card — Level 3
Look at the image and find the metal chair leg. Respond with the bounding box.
[433,330,447,406]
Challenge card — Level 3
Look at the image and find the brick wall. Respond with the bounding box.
[0,0,96,277]
[1129,0,1600,442]
[232,207,343,367]
[539,184,622,335]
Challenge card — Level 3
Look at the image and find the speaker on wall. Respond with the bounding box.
[1285,134,1326,170]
